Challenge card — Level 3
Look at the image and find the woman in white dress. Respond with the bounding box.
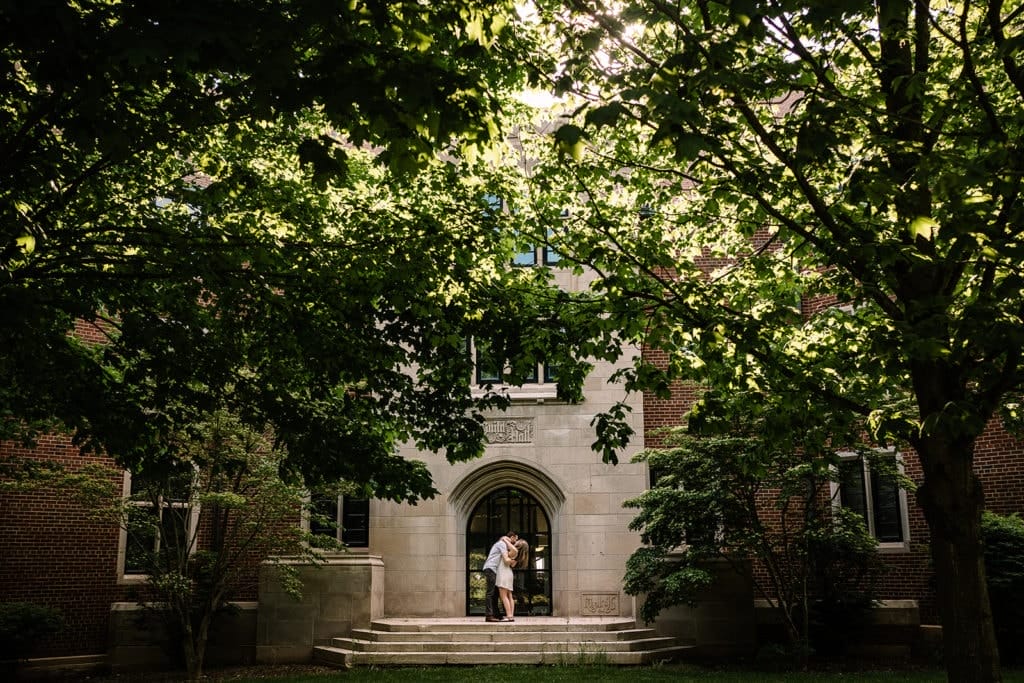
[496,544,518,621]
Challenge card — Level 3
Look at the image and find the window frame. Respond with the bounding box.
[117,469,201,583]
[469,338,558,401]
[830,450,911,553]
[306,492,371,550]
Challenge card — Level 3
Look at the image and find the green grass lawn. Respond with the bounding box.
[233,664,1024,683]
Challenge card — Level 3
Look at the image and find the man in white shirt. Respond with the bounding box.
[482,531,517,622]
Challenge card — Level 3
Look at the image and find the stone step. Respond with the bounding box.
[368,617,638,633]
[312,617,692,668]
[333,635,681,652]
[348,627,661,643]
[314,644,693,667]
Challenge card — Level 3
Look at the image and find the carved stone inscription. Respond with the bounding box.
[484,418,533,444]
[581,593,619,616]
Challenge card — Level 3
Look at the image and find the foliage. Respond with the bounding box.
[982,511,1024,665]
[0,1,588,504]
[196,664,1020,682]
[509,1,1024,679]
[0,601,64,664]
[623,399,881,664]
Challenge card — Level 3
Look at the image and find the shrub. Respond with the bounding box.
[0,601,64,663]
[981,511,1024,665]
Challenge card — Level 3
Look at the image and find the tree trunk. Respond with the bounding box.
[183,626,200,682]
[916,435,1001,682]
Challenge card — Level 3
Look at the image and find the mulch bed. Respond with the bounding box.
[78,663,339,681]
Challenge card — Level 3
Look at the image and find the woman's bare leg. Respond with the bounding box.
[499,587,513,619]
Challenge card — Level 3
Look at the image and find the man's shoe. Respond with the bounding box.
[485,616,500,622]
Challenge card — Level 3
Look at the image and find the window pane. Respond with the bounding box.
[543,362,558,383]
[838,460,868,521]
[159,505,189,562]
[871,469,904,542]
[476,342,502,384]
[513,247,536,266]
[544,227,562,265]
[341,498,370,547]
[310,493,340,540]
[482,194,502,216]
[522,363,538,384]
[125,506,158,575]
[165,469,193,504]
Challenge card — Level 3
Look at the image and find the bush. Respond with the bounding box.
[0,601,64,663]
[981,511,1024,665]
[806,507,881,657]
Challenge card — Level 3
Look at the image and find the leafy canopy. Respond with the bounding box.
[0,1,587,500]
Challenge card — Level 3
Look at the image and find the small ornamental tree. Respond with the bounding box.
[106,411,332,681]
[624,393,882,666]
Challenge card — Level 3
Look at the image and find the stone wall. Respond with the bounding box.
[107,601,257,672]
[649,558,757,658]
[380,351,649,619]
[256,555,383,663]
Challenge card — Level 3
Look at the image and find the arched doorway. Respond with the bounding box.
[466,487,552,616]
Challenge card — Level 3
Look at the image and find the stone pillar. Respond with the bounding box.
[256,554,383,663]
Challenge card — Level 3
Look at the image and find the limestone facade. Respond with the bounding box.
[368,348,648,620]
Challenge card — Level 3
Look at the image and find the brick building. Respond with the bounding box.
[3,269,1024,672]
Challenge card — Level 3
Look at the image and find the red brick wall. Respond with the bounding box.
[0,436,124,657]
[1,432,269,657]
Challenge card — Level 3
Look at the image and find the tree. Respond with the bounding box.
[74,410,335,681]
[624,391,884,667]
[512,1,1024,680]
[1,2,592,500]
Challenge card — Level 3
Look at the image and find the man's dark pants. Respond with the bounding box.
[484,568,500,618]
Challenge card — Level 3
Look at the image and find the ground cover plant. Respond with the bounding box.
[124,663,1024,683]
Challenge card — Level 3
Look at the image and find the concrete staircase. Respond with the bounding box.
[313,617,692,667]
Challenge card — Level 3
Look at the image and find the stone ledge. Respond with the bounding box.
[2,654,107,680]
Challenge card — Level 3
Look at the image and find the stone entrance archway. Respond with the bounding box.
[448,459,565,617]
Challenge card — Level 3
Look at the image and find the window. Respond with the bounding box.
[542,244,561,266]
[543,217,566,266]
[482,194,567,268]
[542,361,558,384]
[833,452,910,548]
[119,467,198,580]
[310,493,370,548]
[475,340,505,385]
[471,338,554,390]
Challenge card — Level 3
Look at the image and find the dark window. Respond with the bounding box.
[341,497,370,547]
[311,493,370,548]
[475,341,503,384]
[474,339,553,387]
[838,456,905,543]
[543,361,558,384]
[124,467,193,576]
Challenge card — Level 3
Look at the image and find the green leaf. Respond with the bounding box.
[585,102,627,129]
